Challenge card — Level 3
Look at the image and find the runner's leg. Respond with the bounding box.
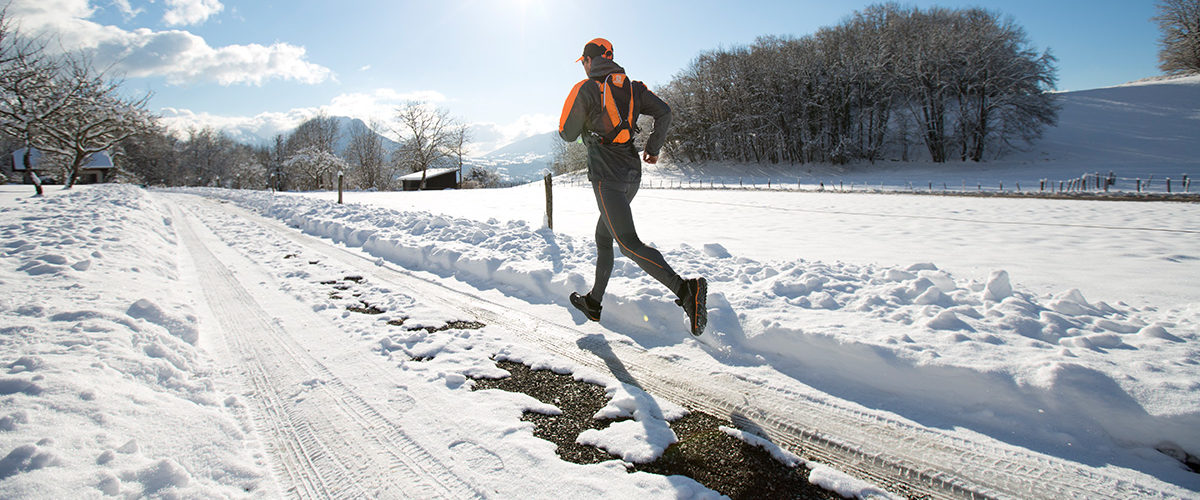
[590,215,615,301]
[593,180,684,296]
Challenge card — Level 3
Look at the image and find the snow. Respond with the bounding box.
[0,76,1198,497]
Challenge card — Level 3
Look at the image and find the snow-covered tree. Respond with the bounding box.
[1154,0,1200,74]
[117,125,179,186]
[461,166,500,189]
[0,11,69,195]
[284,145,346,191]
[34,55,155,188]
[658,4,1058,165]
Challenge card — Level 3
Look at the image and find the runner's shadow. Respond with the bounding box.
[576,334,675,443]
[576,334,643,390]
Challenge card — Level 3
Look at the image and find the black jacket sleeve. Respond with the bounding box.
[558,79,591,143]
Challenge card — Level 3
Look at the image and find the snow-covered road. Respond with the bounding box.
[166,191,1194,499]
[2,184,1196,498]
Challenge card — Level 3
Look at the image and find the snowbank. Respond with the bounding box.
[0,185,266,497]
[189,186,1200,480]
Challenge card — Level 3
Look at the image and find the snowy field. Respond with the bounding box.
[0,76,1197,497]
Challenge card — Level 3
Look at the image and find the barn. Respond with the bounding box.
[10,148,116,185]
[398,167,460,191]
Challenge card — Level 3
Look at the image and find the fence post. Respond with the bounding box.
[1167,178,1172,194]
[544,174,553,230]
[337,170,344,204]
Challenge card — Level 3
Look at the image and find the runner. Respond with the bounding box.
[558,38,707,335]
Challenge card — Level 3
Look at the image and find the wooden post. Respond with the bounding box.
[337,171,344,204]
[544,174,553,230]
[1167,178,1172,194]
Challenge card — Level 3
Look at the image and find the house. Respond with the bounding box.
[398,167,460,191]
[9,147,116,185]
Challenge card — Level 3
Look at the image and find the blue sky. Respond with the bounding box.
[9,0,1163,154]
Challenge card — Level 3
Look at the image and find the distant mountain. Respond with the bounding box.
[485,131,558,159]
[331,117,403,156]
[465,131,558,183]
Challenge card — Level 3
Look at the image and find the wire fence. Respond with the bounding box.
[552,171,1194,198]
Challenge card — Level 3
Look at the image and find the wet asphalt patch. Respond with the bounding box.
[472,360,840,500]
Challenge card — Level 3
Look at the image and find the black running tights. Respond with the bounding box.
[589,180,683,301]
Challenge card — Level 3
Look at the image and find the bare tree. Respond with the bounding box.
[178,127,237,186]
[449,123,470,186]
[660,3,1057,165]
[1154,0,1200,74]
[117,125,178,186]
[393,101,468,190]
[344,119,389,190]
[0,11,70,195]
[551,137,586,174]
[287,114,340,154]
[35,54,154,188]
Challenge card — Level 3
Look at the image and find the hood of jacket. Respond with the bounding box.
[587,57,626,80]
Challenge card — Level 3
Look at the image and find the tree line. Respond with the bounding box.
[117,104,497,192]
[654,4,1060,166]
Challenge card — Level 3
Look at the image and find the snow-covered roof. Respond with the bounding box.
[398,167,458,182]
[11,148,115,170]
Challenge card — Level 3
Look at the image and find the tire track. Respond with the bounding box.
[178,194,1187,500]
[172,200,478,499]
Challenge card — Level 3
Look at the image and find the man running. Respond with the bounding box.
[558,37,707,336]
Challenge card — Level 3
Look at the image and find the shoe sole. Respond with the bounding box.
[570,293,601,322]
[690,278,707,336]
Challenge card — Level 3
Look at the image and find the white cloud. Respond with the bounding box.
[7,0,331,87]
[159,88,449,143]
[162,0,223,26]
[110,0,143,19]
[159,106,316,143]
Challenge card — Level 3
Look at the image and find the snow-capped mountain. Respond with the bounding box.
[465,131,558,183]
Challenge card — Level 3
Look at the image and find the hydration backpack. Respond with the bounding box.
[595,73,637,144]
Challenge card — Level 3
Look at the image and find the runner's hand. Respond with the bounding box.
[642,152,658,164]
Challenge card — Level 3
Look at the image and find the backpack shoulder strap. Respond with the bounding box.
[598,73,636,144]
